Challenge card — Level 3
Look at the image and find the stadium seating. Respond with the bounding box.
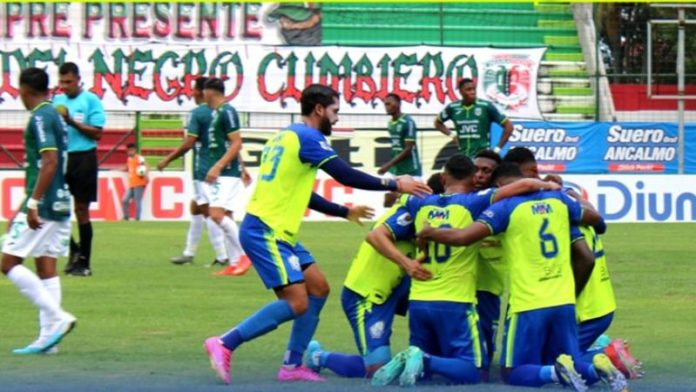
[138,114,185,170]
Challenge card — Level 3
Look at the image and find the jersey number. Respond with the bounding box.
[538,218,559,259]
[426,224,451,264]
[259,145,284,182]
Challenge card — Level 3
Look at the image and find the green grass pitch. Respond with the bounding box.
[1,222,695,391]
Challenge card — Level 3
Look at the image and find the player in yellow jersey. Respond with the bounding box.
[203,84,431,385]
[366,155,560,387]
[304,174,445,379]
[418,163,627,392]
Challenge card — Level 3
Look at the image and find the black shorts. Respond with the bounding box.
[66,149,98,203]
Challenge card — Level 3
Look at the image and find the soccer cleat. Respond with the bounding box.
[67,266,92,277]
[554,354,588,392]
[276,366,325,382]
[593,353,629,392]
[214,265,238,276]
[64,251,81,274]
[399,346,424,387]
[230,255,252,276]
[204,337,232,385]
[605,339,643,379]
[205,259,227,268]
[170,255,194,265]
[371,349,408,386]
[12,341,46,355]
[305,340,323,373]
[41,313,77,352]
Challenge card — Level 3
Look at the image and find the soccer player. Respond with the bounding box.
[304,174,446,379]
[199,78,251,276]
[2,67,77,354]
[434,78,513,157]
[53,62,105,277]
[367,155,560,387]
[418,163,627,392]
[122,143,148,221]
[377,93,422,207]
[203,84,431,385]
[158,77,229,267]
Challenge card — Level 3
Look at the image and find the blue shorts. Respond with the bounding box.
[239,214,315,290]
[341,278,409,362]
[578,312,614,352]
[476,291,501,364]
[409,301,487,368]
[500,304,580,368]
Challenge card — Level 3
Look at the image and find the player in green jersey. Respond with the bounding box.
[435,78,514,157]
[2,68,77,355]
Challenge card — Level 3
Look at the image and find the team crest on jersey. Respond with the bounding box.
[396,212,412,226]
[482,54,533,110]
[288,255,301,271]
[369,321,385,339]
[474,107,482,116]
[483,210,495,218]
[319,141,332,151]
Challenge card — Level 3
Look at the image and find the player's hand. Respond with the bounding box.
[416,221,435,251]
[27,208,42,230]
[403,255,432,281]
[396,176,431,198]
[205,165,221,184]
[450,132,459,147]
[156,160,168,172]
[241,169,253,187]
[347,205,375,226]
[377,165,389,175]
[543,174,563,186]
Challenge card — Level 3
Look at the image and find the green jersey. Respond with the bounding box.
[23,102,71,221]
[208,103,241,177]
[387,115,421,176]
[344,195,413,304]
[437,99,507,157]
[187,104,214,181]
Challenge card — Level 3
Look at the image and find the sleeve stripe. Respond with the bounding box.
[38,147,58,153]
[383,222,398,241]
[316,155,338,168]
[477,220,495,235]
[404,138,416,142]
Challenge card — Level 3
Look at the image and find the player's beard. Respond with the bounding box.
[319,116,332,136]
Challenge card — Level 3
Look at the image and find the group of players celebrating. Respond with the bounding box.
[4,64,642,391]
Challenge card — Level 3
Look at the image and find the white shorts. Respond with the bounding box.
[208,176,243,211]
[193,180,212,206]
[2,213,70,259]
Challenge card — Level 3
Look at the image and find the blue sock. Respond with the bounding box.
[424,354,480,384]
[578,361,600,385]
[322,353,366,378]
[221,300,295,351]
[507,365,546,387]
[284,295,327,366]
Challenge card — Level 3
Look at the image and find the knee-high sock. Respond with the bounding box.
[206,217,228,261]
[321,352,366,378]
[424,354,480,384]
[283,295,327,367]
[78,222,93,266]
[8,266,62,320]
[39,277,62,339]
[219,216,243,263]
[183,214,204,257]
[220,300,296,351]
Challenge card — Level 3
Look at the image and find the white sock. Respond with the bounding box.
[219,216,243,264]
[206,217,228,262]
[7,265,62,321]
[40,277,62,339]
[183,214,204,257]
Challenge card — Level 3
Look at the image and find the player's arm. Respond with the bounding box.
[417,220,491,248]
[321,158,431,197]
[366,224,431,281]
[571,232,595,297]
[491,178,561,202]
[157,135,197,171]
[308,192,374,226]
[207,132,242,183]
[63,95,105,141]
[378,140,415,175]
[564,192,607,234]
[495,119,514,151]
[26,148,59,230]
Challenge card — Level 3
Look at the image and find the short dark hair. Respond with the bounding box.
[19,67,49,93]
[474,149,502,165]
[491,162,523,184]
[444,154,476,180]
[126,143,137,149]
[503,147,536,166]
[385,93,401,103]
[204,78,225,94]
[194,76,209,92]
[301,84,339,116]
[59,62,80,76]
[426,172,445,194]
[458,78,474,90]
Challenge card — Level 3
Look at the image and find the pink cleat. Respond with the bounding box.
[277,366,326,382]
[204,337,232,384]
